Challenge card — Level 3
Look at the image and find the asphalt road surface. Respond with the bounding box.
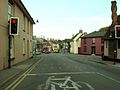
[5,53,120,90]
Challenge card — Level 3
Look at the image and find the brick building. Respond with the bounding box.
[80,31,106,55]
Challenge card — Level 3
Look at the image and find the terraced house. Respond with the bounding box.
[80,31,106,56]
[0,0,35,70]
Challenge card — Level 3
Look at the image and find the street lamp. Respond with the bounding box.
[36,19,39,23]
[33,19,39,56]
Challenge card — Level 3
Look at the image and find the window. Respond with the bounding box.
[118,39,120,49]
[92,38,95,44]
[101,46,104,53]
[8,3,12,21]
[101,39,104,44]
[23,15,26,32]
[30,40,32,53]
[23,38,25,55]
[84,46,87,52]
[28,21,30,34]
[84,38,87,44]
[26,19,29,34]
[26,18,28,34]
[30,24,33,36]
[106,40,108,48]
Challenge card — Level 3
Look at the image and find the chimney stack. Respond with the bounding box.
[111,1,117,25]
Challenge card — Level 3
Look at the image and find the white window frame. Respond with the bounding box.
[8,3,12,21]
[23,38,25,55]
[92,38,95,44]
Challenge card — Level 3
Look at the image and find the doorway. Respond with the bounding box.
[91,46,96,55]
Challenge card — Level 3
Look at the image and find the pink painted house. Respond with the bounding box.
[80,31,106,55]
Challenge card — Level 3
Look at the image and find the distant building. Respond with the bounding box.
[0,0,35,70]
[80,31,106,55]
[70,31,84,54]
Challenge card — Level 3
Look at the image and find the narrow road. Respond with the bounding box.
[5,53,120,90]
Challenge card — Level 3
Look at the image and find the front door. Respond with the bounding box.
[109,40,116,59]
[91,46,96,55]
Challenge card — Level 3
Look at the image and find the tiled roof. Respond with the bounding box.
[83,31,107,38]
[72,33,79,39]
[71,32,84,40]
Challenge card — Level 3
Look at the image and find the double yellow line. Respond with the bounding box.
[5,59,41,90]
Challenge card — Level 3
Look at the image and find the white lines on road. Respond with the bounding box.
[97,72,120,84]
[25,71,120,85]
[37,76,95,90]
[77,81,95,90]
[5,59,42,90]
[24,72,96,76]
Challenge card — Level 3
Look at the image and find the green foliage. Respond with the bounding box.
[98,26,109,32]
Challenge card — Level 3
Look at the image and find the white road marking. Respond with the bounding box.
[35,72,120,90]
[60,76,71,87]
[26,72,120,85]
[97,72,120,84]
[78,81,95,90]
[25,72,96,76]
[72,82,79,90]
[51,84,56,90]
[37,76,95,90]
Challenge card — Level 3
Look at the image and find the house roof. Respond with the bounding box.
[72,32,84,41]
[12,0,35,24]
[83,31,106,38]
[72,33,79,39]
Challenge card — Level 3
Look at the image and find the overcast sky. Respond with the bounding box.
[21,0,120,40]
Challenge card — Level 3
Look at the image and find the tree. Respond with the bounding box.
[98,26,109,32]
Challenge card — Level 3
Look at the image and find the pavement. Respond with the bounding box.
[90,55,120,68]
[0,55,41,87]
[0,54,120,88]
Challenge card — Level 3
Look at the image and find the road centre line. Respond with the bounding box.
[5,59,42,90]
[24,72,97,76]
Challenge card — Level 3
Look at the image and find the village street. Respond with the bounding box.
[1,53,120,90]
[1,1,120,90]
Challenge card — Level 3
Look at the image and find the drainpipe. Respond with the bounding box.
[8,22,11,68]
[8,35,11,69]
